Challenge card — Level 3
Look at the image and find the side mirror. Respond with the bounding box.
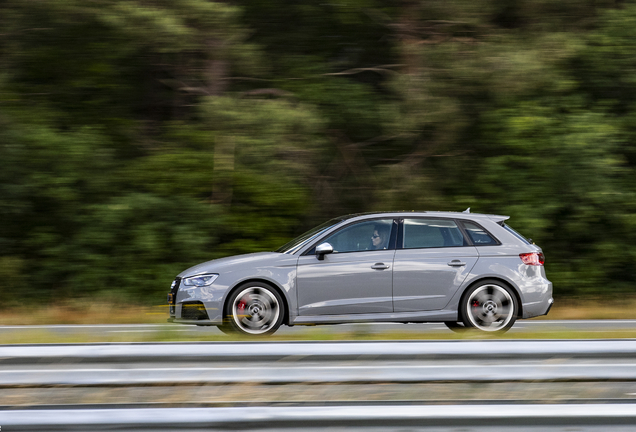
[315,242,333,260]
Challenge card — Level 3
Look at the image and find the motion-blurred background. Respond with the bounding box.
[1,0,635,309]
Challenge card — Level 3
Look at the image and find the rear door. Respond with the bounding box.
[392,218,479,312]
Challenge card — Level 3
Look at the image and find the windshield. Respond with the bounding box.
[276,217,345,254]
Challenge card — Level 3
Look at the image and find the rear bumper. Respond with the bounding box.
[543,298,554,316]
[522,296,554,319]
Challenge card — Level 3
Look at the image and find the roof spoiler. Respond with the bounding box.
[488,214,510,223]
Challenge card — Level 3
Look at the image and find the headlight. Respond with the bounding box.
[182,274,219,287]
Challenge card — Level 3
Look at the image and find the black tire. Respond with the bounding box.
[224,282,284,336]
[216,324,235,335]
[444,321,467,333]
[461,280,518,333]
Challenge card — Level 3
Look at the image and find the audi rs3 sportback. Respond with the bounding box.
[167,211,553,335]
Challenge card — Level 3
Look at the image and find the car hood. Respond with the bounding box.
[177,252,286,278]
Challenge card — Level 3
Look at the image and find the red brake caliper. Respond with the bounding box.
[238,298,247,313]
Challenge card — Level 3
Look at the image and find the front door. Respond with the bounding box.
[296,218,396,316]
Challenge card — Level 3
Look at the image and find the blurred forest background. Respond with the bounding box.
[1,0,636,304]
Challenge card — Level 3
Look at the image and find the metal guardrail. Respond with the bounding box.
[3,404,636,431]
[2,340,636,430]
[0,340,635,387]
[1,339,636,363]
[3,363,636,386]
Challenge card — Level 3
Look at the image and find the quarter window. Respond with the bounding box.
[403,219,466,249]
[461,221,499,245]
[502,223,531,245]
[321,219,394,253]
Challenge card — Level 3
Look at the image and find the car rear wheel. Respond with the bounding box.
[225,282,284,336]
[461,280,517,333]
[443,321,467,333]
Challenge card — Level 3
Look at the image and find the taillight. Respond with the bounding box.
[519,252,545,266]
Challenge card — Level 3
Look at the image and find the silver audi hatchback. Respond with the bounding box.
[167,211,553,335]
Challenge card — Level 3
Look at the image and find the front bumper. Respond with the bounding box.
[167,277,181,317]
[167,277,224,324]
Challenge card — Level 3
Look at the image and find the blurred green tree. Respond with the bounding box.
[2,0,636,303]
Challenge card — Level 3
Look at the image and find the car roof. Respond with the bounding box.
[338,211,510,223]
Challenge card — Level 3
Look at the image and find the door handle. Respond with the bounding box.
[371,263,390,270]
[447,260,466,267]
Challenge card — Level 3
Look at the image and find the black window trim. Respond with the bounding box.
[302,217,400,256]
[396,218,404,249]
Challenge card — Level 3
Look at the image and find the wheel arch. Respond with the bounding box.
[459,277,523,320]
[223,278,291,326]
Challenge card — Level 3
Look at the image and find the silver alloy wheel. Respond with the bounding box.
[464,284,515,332]
[231,286,280,335]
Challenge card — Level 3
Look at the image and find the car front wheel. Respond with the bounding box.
[461,281,518,333]
[224,282,284,336]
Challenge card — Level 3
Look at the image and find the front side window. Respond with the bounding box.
[403,218,466,249]
[321,219,394,253]
[461,221,499,245]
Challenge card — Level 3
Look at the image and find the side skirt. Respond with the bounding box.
[291,309,458,326]
[171,318,220,326]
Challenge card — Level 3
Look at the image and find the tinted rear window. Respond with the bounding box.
[502,223,531,245]
[403,218,467,249]
[461,221,499,245]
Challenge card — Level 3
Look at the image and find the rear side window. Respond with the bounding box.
[502,223,531,245]
[403,219,467,249]
[461,221,499,245]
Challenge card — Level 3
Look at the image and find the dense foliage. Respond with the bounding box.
[1,0,636,302]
